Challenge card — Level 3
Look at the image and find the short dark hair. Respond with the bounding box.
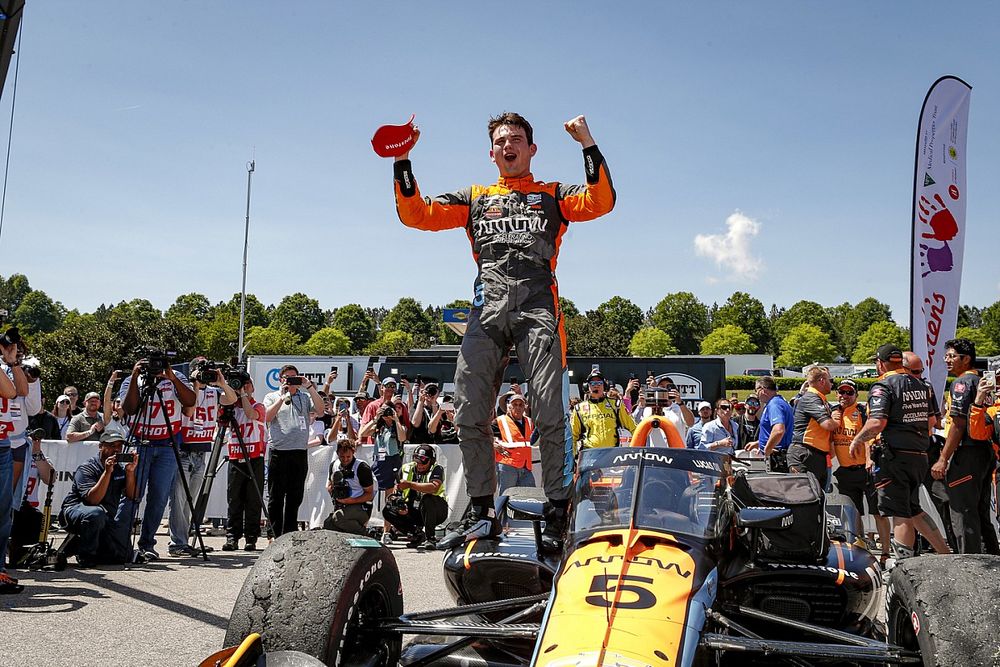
[488,112,533,145]
[755,376,777,392]
[945,338,976,362]
[280,364,298,375]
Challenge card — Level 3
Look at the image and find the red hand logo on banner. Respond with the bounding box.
[918,193,958,242]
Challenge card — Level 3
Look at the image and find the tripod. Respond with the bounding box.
[122,375,210,562]
[191,404,272,542]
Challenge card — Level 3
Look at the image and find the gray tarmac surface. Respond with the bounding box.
[1,528,450,667]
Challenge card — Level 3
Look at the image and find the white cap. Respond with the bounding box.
[697,401,712,411]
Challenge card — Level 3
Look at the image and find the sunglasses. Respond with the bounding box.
[414,455,431,463]
[838,389,856,396]
[718,404,732,410]
[588,380,604,386]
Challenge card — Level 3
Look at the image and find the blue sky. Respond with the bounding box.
[3,2,998,323]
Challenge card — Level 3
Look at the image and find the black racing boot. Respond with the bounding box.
[540,503,568,554]
[437,504,501,550]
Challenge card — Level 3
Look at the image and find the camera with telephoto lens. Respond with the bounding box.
[225,364,251,391]
[0,326,21,349]
[330,469,352,500]
[386,492,408,513]
[135,346,177,376]
[190,359,222,384]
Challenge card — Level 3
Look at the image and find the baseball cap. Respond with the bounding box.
[381,377,397,386]
[697,401,712,411]
[84,391,100,401]
[838,378,858,390]
[871,343,903,362]
[56,394,71,404]
[508,394,526,405]
[654,374,675,386]
[354,391,370,400]
[100,430,126,444]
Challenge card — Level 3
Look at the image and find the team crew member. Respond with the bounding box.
[263,365,325,537]
[224,380,266,551]
[849,344,950,559]
[169,359,237,557]
[383,445,448,548]
[749,376,794,472]
[391,112,616,551]
[735,395,762,447]
[787,366,840,485]
[324,439,375,536]
[931,339,999,554]
[120,357,197,562]
[902,351,957,552]
[494,394,535,495]
[572,371,636,452]
[830,379,891,562]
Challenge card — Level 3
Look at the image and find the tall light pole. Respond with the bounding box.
[237,158,255,362]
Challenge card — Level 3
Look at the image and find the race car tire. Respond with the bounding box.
[886,554,1000,666]
[225,531,403,667]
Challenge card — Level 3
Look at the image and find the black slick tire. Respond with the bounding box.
[226,531,403,667]
[886,554,1000,666]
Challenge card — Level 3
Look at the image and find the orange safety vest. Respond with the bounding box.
[495,414,533,470]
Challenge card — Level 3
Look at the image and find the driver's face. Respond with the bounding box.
[337,447,355,466]
[490,125,536,179]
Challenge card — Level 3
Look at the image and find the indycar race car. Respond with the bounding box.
[212,422,1000,667]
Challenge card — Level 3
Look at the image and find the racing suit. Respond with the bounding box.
[394,146,616,500]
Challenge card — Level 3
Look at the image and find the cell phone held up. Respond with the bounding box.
[286,376,304,386]
[117,453,135,464]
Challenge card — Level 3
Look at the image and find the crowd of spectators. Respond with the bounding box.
[0,333,997,592]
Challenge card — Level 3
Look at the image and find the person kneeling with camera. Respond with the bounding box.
[382,445,448,549]
[60,431,139,567]
[323,439,375,536]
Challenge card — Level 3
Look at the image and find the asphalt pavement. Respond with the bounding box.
[0,528,450,667]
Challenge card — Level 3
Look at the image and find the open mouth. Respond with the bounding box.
[504,152,516,162]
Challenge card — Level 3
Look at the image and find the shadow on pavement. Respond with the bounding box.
[71,569,232,629]
[0,583,108,613]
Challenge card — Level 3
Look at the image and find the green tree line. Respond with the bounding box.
[2,273,998,403]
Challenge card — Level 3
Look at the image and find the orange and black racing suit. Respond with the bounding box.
[393,146,615,501]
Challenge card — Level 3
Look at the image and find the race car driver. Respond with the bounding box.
[391,112,616,551]
[572,370,636,452]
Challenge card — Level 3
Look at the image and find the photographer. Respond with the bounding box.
[410,382,443,444]
[263,364,324,537]
[119,353,197,562]
[324,399,357,444]
[323,439,374,536]
[168,357,237,557]
[0,350,17,591]
[101,371,130,437]
[224,378,266,551]
[9,429,55,566]
[360,377,410,444]
[632,375,694,444]
[60,431,139,567]
[359,396,408,545]
[382,445,448,548]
